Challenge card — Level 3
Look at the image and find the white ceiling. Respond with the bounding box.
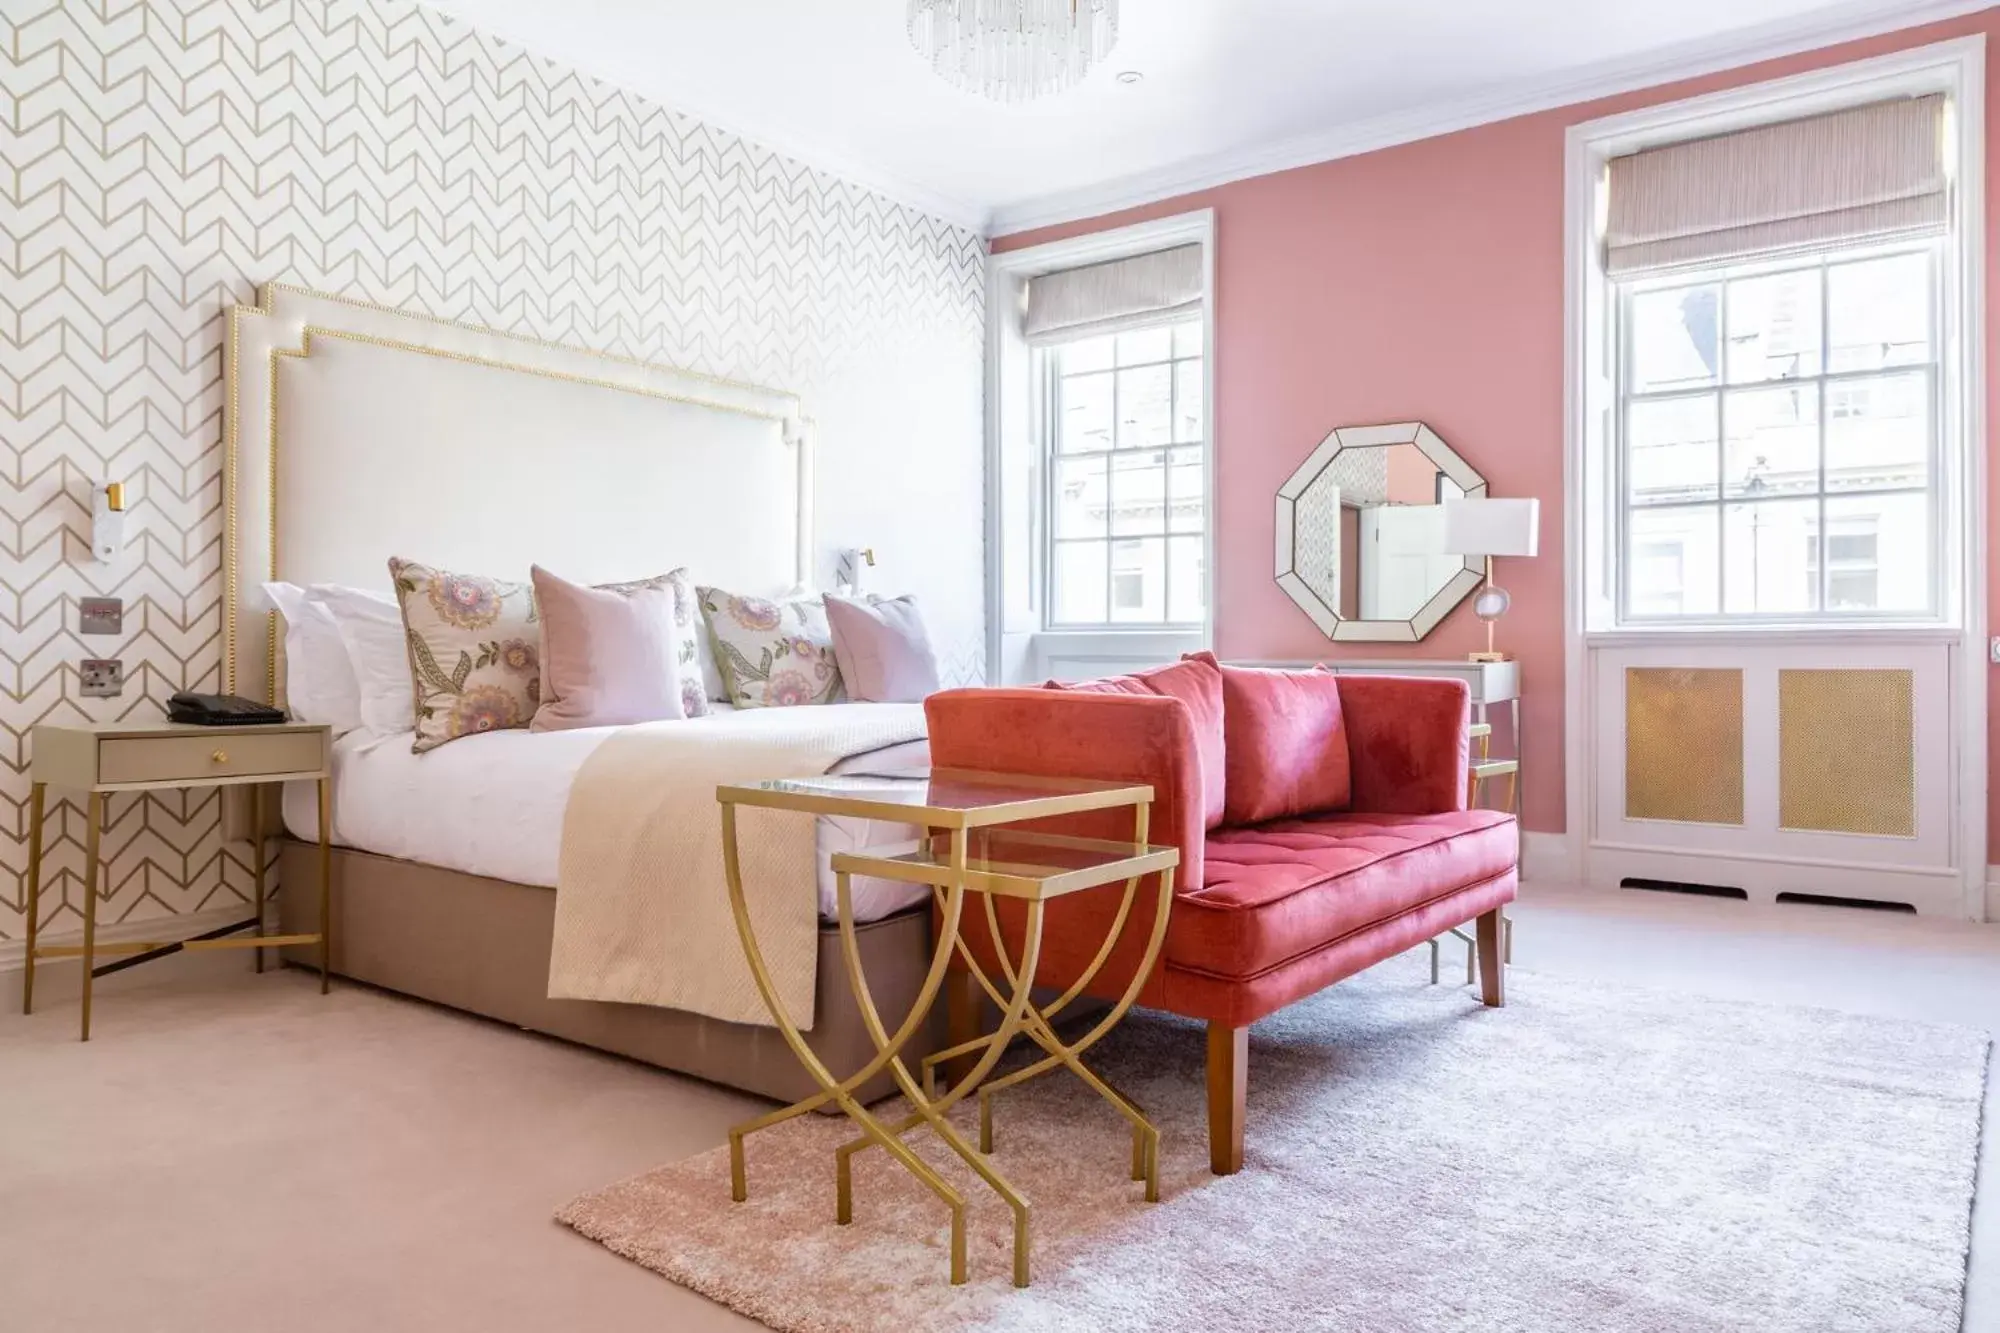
[426,0,1976,234]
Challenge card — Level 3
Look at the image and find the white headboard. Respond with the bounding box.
[224,286,813,700]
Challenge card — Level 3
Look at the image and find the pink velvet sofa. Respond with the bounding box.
[924,652,1518,1174]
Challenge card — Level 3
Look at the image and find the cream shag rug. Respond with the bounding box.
[557,956,1987,1332]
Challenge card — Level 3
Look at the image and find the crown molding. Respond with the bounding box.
[417,2,989,235]
[987,0,1992,237]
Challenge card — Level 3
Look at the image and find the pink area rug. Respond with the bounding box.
[556,954,1986,1332]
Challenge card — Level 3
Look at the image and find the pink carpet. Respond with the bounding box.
[557,955,1986,1332]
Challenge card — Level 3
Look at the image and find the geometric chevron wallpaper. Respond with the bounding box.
[0,0,986,947]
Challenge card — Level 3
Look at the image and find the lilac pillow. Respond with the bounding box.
[530,566,687,732]
[824,594,942,703]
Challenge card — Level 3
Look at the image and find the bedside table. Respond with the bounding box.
[25,719,334,1039]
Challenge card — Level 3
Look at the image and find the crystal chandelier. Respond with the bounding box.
[907,0,1120,104]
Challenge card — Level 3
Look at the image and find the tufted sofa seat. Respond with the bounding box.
[1182,810,1517,981]
[925,656,1518,1175]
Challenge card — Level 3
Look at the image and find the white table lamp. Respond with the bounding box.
[1441,498,1539,663]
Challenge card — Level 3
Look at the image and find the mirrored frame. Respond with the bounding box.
[1274,421,1487,641]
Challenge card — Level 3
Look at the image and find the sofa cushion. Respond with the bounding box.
[1050,656,1226,830]
[1337,674,1470,814]
[1166,810,1517,980]
[1213,660,1351,824]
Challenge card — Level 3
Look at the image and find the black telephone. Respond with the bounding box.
[166,691,289,727]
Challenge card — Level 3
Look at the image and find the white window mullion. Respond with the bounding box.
[1105,352,1118,619]
[1038,323,1207,631]
[1612,240,1943,627]
[1816,260,1831,613]
[1715,280,1730,615]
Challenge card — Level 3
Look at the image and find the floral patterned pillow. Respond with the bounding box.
[599,568,711,719]
[389,557,541,752]
[698,587,845,708]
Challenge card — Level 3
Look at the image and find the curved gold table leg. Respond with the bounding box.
[829,827,1049,1245]
[918,801,1154,1097]
[991,804,1152,1024]
[933,800,1173,1202]
[966,866,1175,1202]
[833,854,1048,1288]
[918,873,1134,1100]
[719,804,976,1284]
[959,888,1135,1121]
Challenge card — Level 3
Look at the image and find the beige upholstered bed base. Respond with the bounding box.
[276,840,938,1108]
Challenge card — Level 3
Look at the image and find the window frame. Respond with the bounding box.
[1560,37,1984,913]
[984,209,1217,685]
[1038,321,1208,632]
[1609,239,1946,628]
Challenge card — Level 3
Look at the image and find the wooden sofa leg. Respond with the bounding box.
[944,966,981,1086]
[1476,908,1506,1008]
[1206,1022,1248,1175]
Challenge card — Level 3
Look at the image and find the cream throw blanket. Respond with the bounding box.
[547,703,929,1029]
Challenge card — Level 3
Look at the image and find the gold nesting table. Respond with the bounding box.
[716,769,1179,1289]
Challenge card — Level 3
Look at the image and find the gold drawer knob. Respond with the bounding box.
[211,749,229,764]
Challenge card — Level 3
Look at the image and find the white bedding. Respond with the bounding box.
[281,711,934,923]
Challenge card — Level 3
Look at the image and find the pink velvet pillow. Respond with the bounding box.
[529,566,687,732]
[1049,655,1227,830]
[1217,662,1352,824]
[824,594,942,703]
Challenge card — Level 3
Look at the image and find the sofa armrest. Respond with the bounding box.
[923,688,1205,890]
[1334,674,1471,815]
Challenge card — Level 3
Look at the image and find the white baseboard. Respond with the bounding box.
[1521,843,1994,922]
[1520,832,1578,884]
[0,903,259,975]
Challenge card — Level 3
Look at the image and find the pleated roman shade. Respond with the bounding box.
[1605,93,1948,277]
[1023,243,1202,344]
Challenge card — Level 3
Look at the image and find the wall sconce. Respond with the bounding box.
[91,481,127,563]
[836,547,876,595]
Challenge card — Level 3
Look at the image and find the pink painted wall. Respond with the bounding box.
[997,11,1999,840]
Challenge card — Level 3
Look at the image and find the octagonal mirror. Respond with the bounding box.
[1275,421,1486,642]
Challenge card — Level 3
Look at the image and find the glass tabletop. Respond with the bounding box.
[831,828,1180,901]
[718,767,1155,828]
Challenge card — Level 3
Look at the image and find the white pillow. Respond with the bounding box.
[310,584,415,737]
[261,582,363,735]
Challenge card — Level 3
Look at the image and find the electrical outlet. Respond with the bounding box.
[79,659,124,698]
[79,596,123,635]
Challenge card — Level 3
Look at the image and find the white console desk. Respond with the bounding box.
[1233,658,1517,726]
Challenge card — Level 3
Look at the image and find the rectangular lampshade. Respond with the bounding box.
[1441,498,1540,557]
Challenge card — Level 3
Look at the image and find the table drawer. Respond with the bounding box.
[98,731,324,785]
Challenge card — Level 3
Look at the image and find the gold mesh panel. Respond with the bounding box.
[1779,668,1915,837]
[1625,667,1744,825]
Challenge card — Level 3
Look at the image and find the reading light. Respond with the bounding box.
[836,547,877,595]
[91,480,127,563]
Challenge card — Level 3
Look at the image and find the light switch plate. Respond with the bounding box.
[79,659,124,698]
[79,596,123,635]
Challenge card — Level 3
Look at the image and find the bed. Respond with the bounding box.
[278,713,933,921]
[225,286,948,1104]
